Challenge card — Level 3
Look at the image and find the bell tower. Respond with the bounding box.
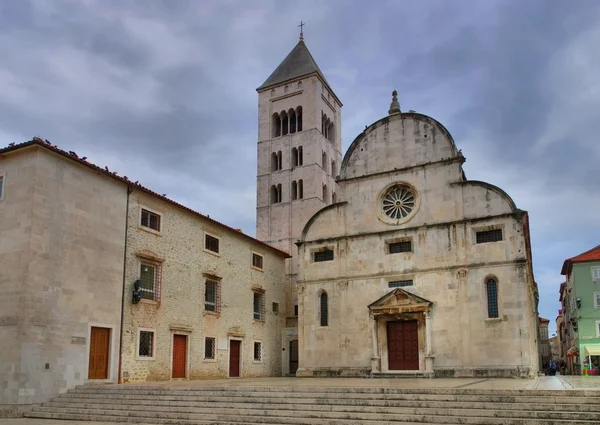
[256,32,342,374]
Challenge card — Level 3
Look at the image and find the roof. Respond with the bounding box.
[257,39,332,93]
[539,317,550,323]
[561,244,600,275]
[0,138,290,258]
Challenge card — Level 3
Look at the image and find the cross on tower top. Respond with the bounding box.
[298,21,305,40]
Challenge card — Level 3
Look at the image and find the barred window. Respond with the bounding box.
[205,234,220,253]
[141,209,161,231]
[139,261,162,301]
[320,292,328,326]
[252,253,263,270]
[476,229,503,244]
[314,250,334,262]
[272,302,279,313]
[486,279,499,318]
[204,337,216,359]
[388,240,412,254]
[389,280,413,288]
[138,330,154,357]
[253,291,265,321]
[205,279,221,313]
[253,342,262,361]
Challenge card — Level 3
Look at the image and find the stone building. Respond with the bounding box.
[0,139,288,415]
[539,317,551,370]
[255,36,342,375]
[0,140,127,416]
[120,187,288,382]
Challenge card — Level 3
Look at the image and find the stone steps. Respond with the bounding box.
[25,384,600,425]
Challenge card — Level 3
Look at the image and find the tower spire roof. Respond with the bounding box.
[257,39,330,91]
[389,90,401,115]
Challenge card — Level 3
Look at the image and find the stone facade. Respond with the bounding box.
[296,111,539,378]
[0,145,126,416]
[119,189,288,382]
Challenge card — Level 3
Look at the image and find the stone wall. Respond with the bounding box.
[120,190,287,382]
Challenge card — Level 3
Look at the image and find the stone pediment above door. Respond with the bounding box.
[368,288,432,316]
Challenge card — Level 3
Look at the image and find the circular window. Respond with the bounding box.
[378,184,418,224]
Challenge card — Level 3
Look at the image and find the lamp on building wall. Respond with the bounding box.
[576,297,582,308]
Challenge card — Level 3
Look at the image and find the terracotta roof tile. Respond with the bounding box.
[561,244,600,275]
[0,138,290,258]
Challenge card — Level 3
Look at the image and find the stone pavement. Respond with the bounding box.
[3,375,600,425]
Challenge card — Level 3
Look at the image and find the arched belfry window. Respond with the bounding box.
[277,183,282,203]
[298,179,303,199]
[296,106,303,132]
[486,278,499,318]
[331,160,336,177]
[277,151,282,170]
[272,113,281,138]
[322,152,327,170]
[281,111,289,136]
[289,108,297,134]
[271,152,278,171]
[328,122,335,143]
[292,147,298,167]
[322,184,328,204]
[320,291,328,327]
[270,185,278,204]
[291,181,298,200]
[298,146,303,166]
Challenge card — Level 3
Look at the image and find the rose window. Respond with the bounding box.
[382,186,416,220]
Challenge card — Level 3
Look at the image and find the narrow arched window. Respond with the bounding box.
[289,109,296,134]
[486,279,499,318]
[328,123,335,143]
[320,292,328,326]
[292,147,298,167]
[296,106,303,132]
[298,179,303,199]
[273,114,281,138]
[291,181,298,200]
[277,184,282,203]
[271,153,278,171]
[281,111,288,135]
[331,160,336,176]
[322,152,327,170]
[322,184,328,203]
[277,151,282,170]
[298,146,303,166]
[270,185,278,204]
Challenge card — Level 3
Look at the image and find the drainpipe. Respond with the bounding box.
[117,185,132,384]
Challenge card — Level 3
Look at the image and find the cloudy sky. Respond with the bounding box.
[1,0,599,332]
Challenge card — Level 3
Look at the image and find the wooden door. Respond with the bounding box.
[88,327,110,379]
[229,340,241,377]
[289,340,299,375]
[172,335,187,378]
[387,320,419,370]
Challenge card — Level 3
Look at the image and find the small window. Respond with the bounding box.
[592,267,600,281]
[320,292,328,327]
[205,234,220,253]
[594,292,600,309]
[254,342,262,361]
[476,229,503,244]
[141,208,161,232]
[388,241,412,254]
[486,279,499,318]
[140,261,161,301]
[138,330,154,358]
[294,305,298,316]
[205,279,220,313]
[252,253,264,270]
[253,291,265,321]
[272,302,279,313]
[389,280,413,288]
[314,250,334,262]
[204,337,216,359]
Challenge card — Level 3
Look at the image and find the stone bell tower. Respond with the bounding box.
[255,31,342,374]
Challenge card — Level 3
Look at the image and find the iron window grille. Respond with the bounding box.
[389,280,413,288]
[205,279,221,313]
[476,229,503,244]
[204,337,216,359]
[205,234,220,253]
[141,209,161,231]
[253,291,265,321]
[486,279,499,318]
[139,260,162,301]
[253,342,262,361]
[320,292,328,326]
[272,302,279,314]
[314,250,334,262]
[252,253,263,270]
[138,331,154,357]
[388,241,412,254]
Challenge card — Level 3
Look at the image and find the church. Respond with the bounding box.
[0,31,540,417]
[255,34,540,378]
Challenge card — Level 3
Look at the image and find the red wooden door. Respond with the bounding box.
[172,335,187,378]
[387,320,419,370]
[88,327,110,379]
[229,340,241,377]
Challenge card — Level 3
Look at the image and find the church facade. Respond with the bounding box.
[257,39,540,378]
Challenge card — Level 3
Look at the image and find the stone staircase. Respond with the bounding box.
[25,384,600,424]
